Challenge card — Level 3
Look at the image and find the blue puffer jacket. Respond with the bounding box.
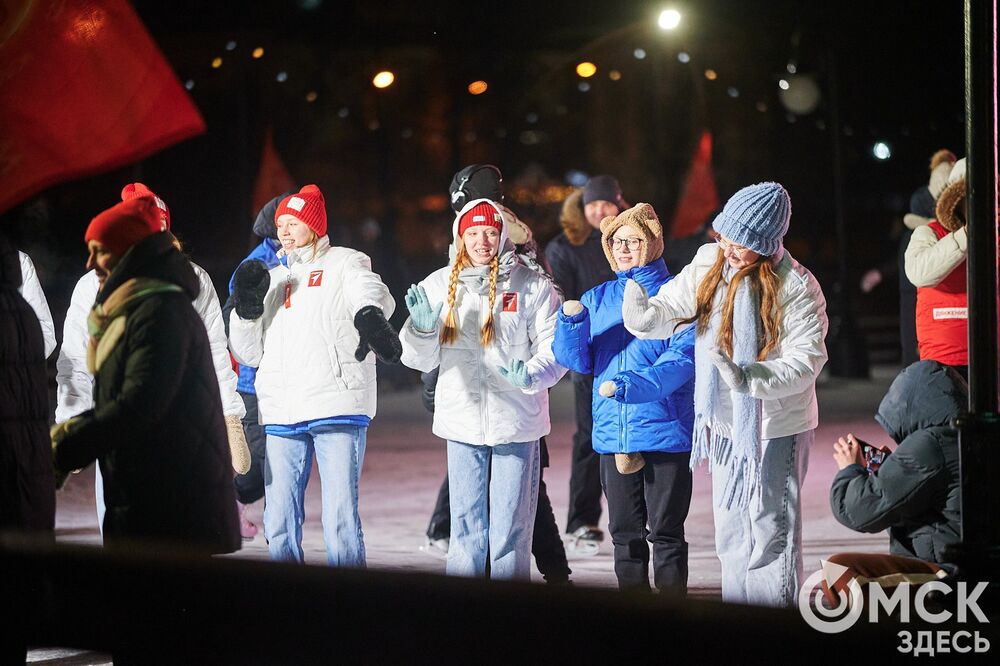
[553,259,695,454]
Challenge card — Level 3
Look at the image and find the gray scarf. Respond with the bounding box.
[690,263,763,510]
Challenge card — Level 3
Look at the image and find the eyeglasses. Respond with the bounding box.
[715,237,751,257]
[609,238,643,250]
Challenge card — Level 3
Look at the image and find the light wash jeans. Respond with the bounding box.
[446,440,540,580]
[264,425,367,567]
[711,430,812,607]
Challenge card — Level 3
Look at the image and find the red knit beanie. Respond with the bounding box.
[458,201,503,237]
[275,185,327,236]
[85,198,163,257]
[121,182,170,230]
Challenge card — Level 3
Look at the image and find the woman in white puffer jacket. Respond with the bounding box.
[400,198,566,580]
[623,182,828,608]
[229,185,398,568]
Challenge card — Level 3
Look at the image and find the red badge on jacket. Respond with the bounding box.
[502,292,518,313]
[308,270,324,287]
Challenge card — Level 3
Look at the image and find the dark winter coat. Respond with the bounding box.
[0,234,54,533]
[546,228,615,302]
[53,232,240,554]
[830,361,963,564]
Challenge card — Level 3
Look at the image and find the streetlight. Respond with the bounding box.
[372,71,394,89]
[658,9,682,30]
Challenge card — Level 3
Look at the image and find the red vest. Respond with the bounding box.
[915,222,968,366]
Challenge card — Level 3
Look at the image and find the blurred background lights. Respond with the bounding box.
[576,62,597,78]
[633,48,647,60]
[704,69,717,80]
[778,79,790,90]
[577,81,591,92]
[677,51,690,63]
[467,80,488,95]
[276,71,288,82]
[225,40,236,51]
[872,141,892,160]
[252,47,264,59]
[211,57,222,68]
[608,69,622,81]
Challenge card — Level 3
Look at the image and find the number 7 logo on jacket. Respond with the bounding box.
[308,270,324,287]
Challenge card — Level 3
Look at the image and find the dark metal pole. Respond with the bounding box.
[951,0,1000,583]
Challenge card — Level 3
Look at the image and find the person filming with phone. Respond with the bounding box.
[825,361,963,599]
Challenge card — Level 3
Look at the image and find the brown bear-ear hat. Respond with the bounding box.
[600,203,664,271]
[935,157,966,232]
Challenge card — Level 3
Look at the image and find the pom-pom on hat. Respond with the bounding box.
[86,198,164,257]
[275,184,327,237]
[121,182,170,230]
[457,201,504,237]
[599,203,664,270]
[711,182,791,257]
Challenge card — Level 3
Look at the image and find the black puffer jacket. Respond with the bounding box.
[53,233,240,554]
[830,361,963,563]
[0,233,54,532]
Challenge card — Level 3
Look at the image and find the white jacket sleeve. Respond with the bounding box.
[191,263,245,419]
[627,246,704,339]
[18,252,56,358]
[522,278,567,394]
[743,273,829,400]
[904,224,967,288]
[342,252,396,318]
[55,273,97,423]
[399,275,443,373]
[228,309,266,368]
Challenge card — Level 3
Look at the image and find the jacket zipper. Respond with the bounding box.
[479,291,488,444]
[619,320,626,453]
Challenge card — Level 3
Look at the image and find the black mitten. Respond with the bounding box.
[233,260,270,320]
[354,306,402,363]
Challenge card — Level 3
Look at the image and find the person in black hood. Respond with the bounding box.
[826,361,963,598]
[51,198,240,555]
[0,230,55,534]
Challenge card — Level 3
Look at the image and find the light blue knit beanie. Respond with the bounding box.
[711,182,791,257]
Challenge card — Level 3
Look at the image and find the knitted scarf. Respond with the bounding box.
[690,264,763,511]
[86,277,183,373]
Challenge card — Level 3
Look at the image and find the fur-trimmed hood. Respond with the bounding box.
[599,203,664,270]
[559,189,591,246]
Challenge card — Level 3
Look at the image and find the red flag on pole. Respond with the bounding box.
[670,130,720,239]
[0,0,206,214]
[252,128,296,214]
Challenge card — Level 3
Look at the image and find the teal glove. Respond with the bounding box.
[498,359,533,389]
[405,284,443,333]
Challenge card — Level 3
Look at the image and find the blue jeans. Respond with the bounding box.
[264,425,367,566]
[711,430,812,607]
[446,440,540,580]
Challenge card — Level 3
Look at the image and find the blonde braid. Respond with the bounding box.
[480,254,499,346]
[439,244,469,346]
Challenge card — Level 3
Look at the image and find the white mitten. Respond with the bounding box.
[598,380,618,398]
[708,348,748,392]
[621,279,658,334]
[226,414,252,474]
[563,300,584,316]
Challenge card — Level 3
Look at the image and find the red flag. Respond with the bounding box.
[670,130,720,239]
[0,0,205,214]
[252,127,296,214]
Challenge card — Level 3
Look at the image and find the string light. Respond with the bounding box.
[633,48,647,60]
[677,51,690,63]
[252,47,264,59]
[778,79,790,90]
[372,71,395,88]
[609,70,622,81]
[578,81,591,92]
[305,91,317,102]
[276,71,288,83]
[576,62,597,78]
[211,57,223,68]
[225,40,236,51]
[468,80,488,95]
[184,80,195,90]
[704,69,717,80]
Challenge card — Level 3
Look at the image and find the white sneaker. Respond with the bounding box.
[565,526,602,556]
[419,537,450,559]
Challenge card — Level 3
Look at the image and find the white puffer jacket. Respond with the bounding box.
[18,251,56,358]
[904,224,967,288]
[628,243,828,439]
[399,199,566,446]
[228,236,394,425]
[55,263,245,424]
